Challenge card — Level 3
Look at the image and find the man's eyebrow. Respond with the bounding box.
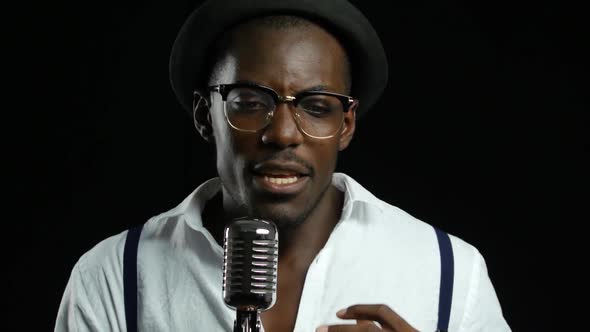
[233,79,262,86]
[301,85,329,93]
[232,80,330,94]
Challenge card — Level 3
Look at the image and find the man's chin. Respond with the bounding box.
[250,206,306,231]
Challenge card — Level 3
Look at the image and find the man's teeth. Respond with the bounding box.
[264,176,298,185]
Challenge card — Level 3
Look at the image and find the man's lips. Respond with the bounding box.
[251,174,309,195]
[251,161,311,194]
[252,161,311,177]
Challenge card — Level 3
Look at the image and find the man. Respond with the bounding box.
[56,0,511,331]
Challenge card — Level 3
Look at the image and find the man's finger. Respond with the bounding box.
[316,323,382,332]
[357,319,381,327]
[336,304,416,331]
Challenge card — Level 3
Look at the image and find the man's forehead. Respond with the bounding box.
[213,27,348,93]
[229,27,343,58]
[225,16,336,48]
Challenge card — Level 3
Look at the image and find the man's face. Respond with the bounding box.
[204,20,356,229]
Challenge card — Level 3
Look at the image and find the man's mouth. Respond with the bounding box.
[251,161,311,194]
[263,175,300,185]
[252,173,309,195]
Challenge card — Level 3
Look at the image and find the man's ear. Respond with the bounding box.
[338,100,358,151]
[193,91,214,143]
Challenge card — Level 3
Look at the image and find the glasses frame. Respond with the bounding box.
[201,83,356,139]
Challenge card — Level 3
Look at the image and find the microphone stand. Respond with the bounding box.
[233,309,261,332]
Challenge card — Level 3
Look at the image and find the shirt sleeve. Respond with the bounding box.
[54,241,126,332]
[55,264,98,332]
[458,250,512,332]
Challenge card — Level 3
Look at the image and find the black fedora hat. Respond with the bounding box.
[169,0,388,118]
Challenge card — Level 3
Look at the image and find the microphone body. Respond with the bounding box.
[223,218,278,332]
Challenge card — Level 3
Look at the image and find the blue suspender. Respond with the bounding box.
[434,227,455,332]
[122,225,454,332]
[123,225,143,332]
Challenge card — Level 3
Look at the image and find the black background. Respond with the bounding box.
[9,0,587,330]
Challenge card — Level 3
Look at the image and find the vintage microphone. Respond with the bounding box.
[223,218,278,332]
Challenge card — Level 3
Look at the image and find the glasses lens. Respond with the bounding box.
[225,87,274,131]
[296,94,345,138]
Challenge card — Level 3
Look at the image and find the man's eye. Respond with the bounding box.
[301,104,333,117]
[231,101,267,110]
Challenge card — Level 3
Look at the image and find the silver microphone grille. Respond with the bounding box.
[223,218,278,311]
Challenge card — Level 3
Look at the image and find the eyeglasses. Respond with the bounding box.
[202,83,356,139]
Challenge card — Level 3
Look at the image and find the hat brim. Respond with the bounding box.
[169,0,388,118]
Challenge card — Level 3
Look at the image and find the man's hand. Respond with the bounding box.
[315,304,419,332]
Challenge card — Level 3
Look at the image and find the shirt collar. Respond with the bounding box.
[332,172,383,221]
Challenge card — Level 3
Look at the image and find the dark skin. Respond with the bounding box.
[194,18,418,332]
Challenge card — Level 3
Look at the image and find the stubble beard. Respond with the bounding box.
[223,177,332,234]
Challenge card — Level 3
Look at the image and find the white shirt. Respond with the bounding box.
[55,173,511,331]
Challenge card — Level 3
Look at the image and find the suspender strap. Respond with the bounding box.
[434,227,455,332]
[124,224,144,332]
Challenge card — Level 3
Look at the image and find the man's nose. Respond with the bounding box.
[261,103,304,147]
